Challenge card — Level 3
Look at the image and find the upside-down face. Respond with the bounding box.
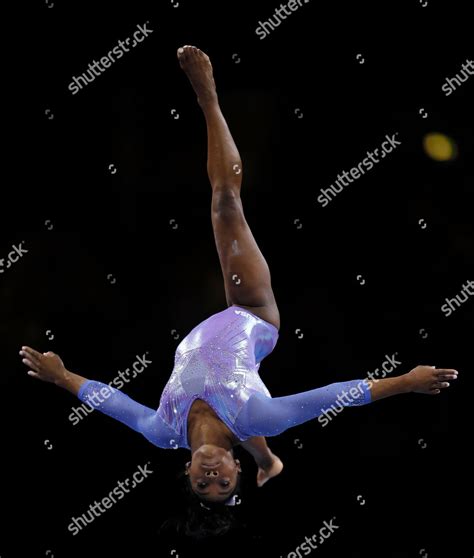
[186,444,241,503]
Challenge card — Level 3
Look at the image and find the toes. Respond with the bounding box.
[177,45,211,69]
[177,48,186,63]
[429,388,441,395]
[177,45,191,59]
[178,45,206,58]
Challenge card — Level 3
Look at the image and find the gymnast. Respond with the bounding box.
[19,46,458,508]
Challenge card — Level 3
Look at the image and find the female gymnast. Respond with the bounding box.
[19,46,458,510]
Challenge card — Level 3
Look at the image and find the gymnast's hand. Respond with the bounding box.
[404,365,458,395]
[20,346,67,383]
[19,345,87,395]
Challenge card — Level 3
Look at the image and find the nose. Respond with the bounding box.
[204,470,219,477]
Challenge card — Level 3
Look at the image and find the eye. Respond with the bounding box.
[197,482,208,489]
[221,481,230,487]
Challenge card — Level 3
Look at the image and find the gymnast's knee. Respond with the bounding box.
[211,187,243,221]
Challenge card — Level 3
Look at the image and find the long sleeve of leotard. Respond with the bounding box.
[77,380,179,449]
[234,379,372,437]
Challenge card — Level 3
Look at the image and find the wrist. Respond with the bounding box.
[55,369,73,388]
[57,371,88,397]
[398,373,413,394]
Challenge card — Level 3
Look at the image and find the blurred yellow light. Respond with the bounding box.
[423,132,458,161]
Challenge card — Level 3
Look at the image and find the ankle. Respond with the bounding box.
[198,92,219,111]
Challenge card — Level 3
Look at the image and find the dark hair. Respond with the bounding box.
[157,463,245,543]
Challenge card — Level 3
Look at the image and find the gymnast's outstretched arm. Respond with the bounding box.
[19,346,179,449]
[234,366,458,437]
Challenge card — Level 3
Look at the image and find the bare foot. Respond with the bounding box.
[177,45,217,108]
[257,455,284,487]
[405,365,458,395]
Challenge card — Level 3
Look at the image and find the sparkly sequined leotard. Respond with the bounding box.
[78,306,372,449]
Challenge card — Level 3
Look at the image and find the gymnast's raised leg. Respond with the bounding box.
[177,45,280,331]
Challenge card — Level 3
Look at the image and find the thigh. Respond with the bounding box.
[211,189,280,330]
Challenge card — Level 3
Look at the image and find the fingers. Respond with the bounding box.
[19,346,48,376]
[437,373,458,381]
[434,368,458,376]
[22,357,40,372]
[20,346,43,367]
[428,380,452,394]
[432,381,450,389]
[434,368,459,384]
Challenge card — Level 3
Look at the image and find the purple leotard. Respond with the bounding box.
[78,306,372,449]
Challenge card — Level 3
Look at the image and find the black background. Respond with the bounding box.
[2,0,473,556]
